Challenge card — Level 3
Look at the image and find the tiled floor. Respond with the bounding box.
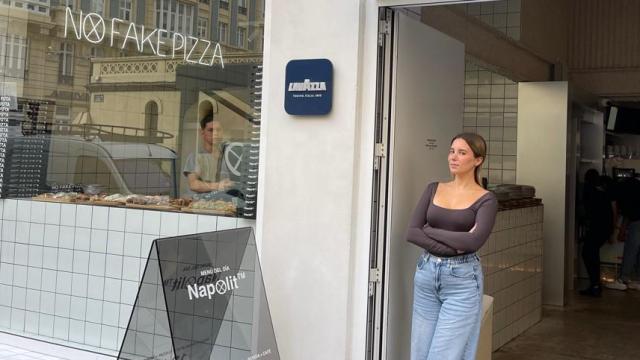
[494,287,640,360]
[0,332,114,360]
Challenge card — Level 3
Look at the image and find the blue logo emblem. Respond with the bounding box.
[285,59,333,116]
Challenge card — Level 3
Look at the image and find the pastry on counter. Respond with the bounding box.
[189,199,236,213]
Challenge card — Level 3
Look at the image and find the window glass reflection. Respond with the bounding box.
[0,0,264,219]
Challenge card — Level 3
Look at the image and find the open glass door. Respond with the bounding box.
[365,7,394,360]
[367,7,466,360]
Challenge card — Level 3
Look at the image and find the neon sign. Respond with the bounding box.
[64,7,224,68]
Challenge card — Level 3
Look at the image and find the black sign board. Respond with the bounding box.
[284,59,333,116]
[118,228,279,360]
[0,97,53,198]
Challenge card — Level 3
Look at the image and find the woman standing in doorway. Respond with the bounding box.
[406,133,498,360]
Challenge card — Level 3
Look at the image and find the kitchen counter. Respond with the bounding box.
[479,204,544,351]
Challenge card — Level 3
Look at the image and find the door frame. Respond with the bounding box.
[364,6,394,360]
[365,1,494,359]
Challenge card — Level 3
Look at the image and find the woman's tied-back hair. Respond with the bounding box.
[450,132,487,185]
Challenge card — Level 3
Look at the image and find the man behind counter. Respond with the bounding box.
[183,113,235,198]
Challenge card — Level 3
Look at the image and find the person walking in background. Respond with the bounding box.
[605,177,640,291]
[601,175,622,245]
[406,133,498,360]
[579,169,613,297]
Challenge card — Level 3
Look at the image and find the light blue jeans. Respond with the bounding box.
[411,252,483,360]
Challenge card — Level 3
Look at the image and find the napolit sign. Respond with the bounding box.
[64,7,224,68]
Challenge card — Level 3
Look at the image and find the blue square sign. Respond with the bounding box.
[284,59,333,116]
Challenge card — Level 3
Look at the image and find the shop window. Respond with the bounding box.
[218,22,228,43]
[119,0,132,21]
[1,0,264,223]
[73,155,125,194]
[114,158,174,195]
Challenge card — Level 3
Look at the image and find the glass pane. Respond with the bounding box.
[0,0,265,221]
[119,229,279,359]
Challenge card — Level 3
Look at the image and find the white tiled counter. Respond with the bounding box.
[0,199,255,356]
[478,204,544,351]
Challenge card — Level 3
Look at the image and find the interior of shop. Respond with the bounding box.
[0,2,263,219]
[374,1,640,359]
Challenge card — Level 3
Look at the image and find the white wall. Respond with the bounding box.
[257,1,375,359]
[516,82,569,306]
[0,199,254,356]
[258,1,494,359]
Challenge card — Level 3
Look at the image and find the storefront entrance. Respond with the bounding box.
[367,2,572,359]
[367,6,466,360]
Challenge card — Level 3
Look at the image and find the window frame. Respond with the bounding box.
[1,35,27,71]
[197,17,208,38]
[89,0,104,15]
[119,0,132,21]
[238,0,247,15]
[155,0,195,37]
[218,21,228,43]
[236,26,246,48]
[58,41,74,84]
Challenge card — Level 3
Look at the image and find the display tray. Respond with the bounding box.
[32,196,128,207]
[78,200,126,207]
[181,207,236,216]
[125,203,182,212]
[31,196,76,203]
